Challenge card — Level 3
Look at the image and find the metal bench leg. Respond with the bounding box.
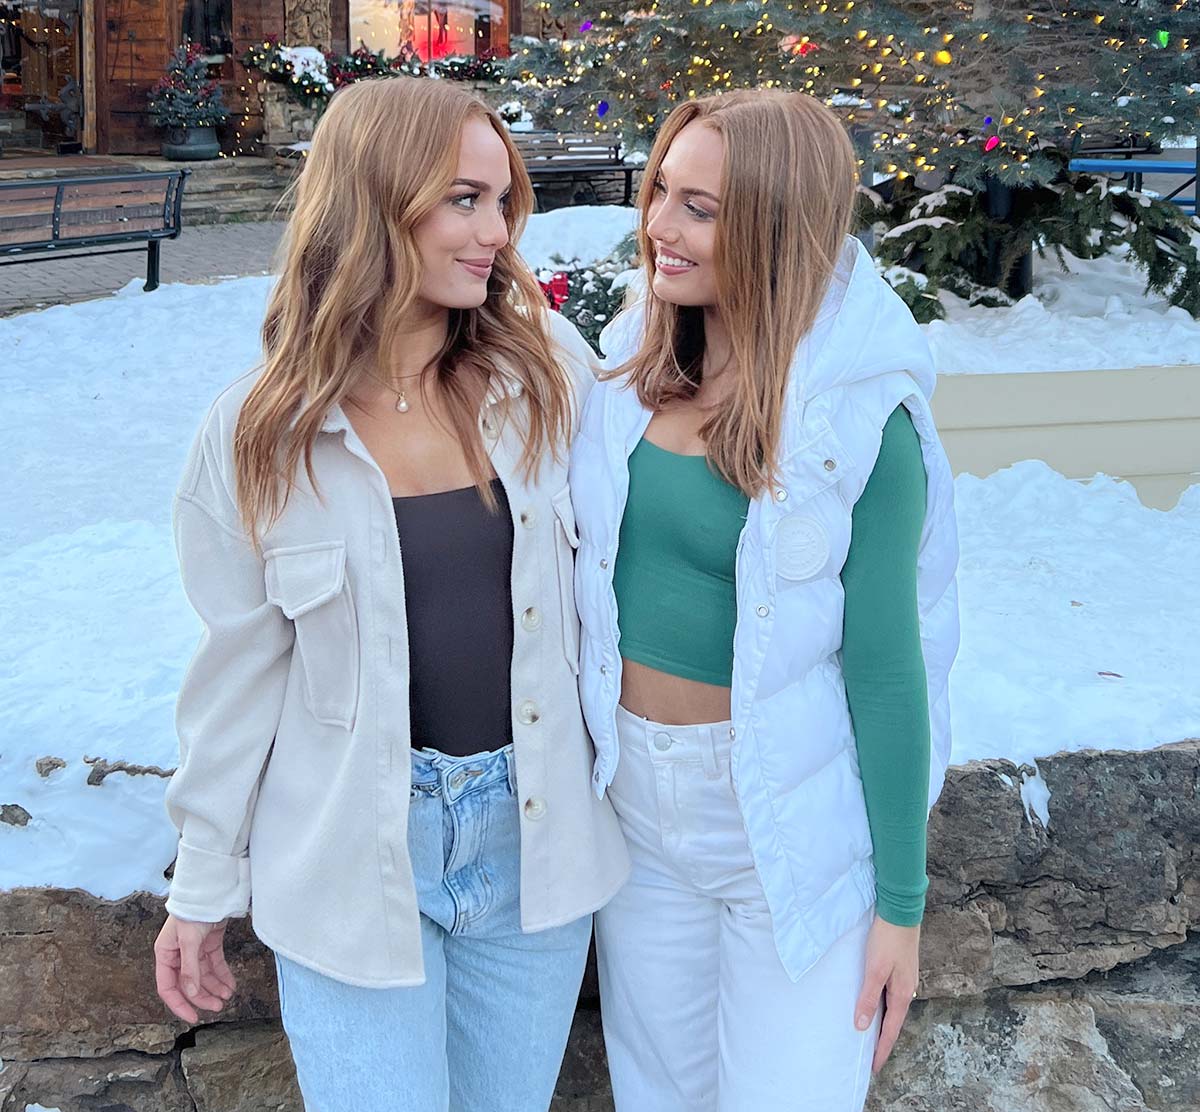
[623,168,634,206]
[145,240,161,292]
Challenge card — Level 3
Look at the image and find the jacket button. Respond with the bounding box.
[521,607,542,631]
[482,416,498,437]
[600,558,609,569]
[775,488,788,502]
[517,700,541,725]
[600,664,608,675]
[823,458,837,472]
[524,797,547,820]
[756,604,769,618]
[519,509,537,528]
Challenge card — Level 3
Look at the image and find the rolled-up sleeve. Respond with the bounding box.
[164,428,294,923]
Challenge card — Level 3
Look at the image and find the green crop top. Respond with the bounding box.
[613,405,931,926]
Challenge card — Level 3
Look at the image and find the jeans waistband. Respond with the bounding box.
[411,743,516,802]
[615,703,733,779]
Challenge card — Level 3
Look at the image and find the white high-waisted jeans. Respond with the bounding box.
[595,704,881,1112]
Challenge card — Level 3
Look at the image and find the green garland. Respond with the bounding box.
[242,40,504,113]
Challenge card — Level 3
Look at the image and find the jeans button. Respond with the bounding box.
[653,732,672,751]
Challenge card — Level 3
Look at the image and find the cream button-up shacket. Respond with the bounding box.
[164,311,630,988]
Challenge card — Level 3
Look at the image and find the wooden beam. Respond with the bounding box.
[93,0,109,153]
[82,0,98,151]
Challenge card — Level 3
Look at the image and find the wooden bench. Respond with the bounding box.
[510,131,636,208]
[1069,148,1198,214]
[0,170,190,292]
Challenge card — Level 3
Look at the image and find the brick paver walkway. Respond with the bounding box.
[0,220,286,317]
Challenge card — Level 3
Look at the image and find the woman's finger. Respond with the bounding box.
[154,948,200,1024]
[201,929,237,997]
[178,928,205,1002]
[871,980,915,1074]
[854,960,887,1032]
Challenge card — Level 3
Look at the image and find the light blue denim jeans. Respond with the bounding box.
[273,743,593,1112]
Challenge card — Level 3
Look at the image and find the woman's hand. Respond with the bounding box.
[154,914,237,1023]
[853,914,921,1075]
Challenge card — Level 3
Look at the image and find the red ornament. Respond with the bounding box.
[797,40,818,56]
[660,79,673,90]
[539,271,570,310]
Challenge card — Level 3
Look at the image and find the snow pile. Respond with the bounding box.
[278,45,335,91]
[949,462,1200,769]
[516,205,639,270]
[928,244,1200,373]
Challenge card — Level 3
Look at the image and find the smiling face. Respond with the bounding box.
[644,119,724,308]
[412,116,512,312]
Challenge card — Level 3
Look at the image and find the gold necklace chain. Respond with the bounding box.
[359,364,432,414]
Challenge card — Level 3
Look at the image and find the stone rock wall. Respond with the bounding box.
[2,740,1196,1111]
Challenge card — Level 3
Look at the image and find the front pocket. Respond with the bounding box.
[551,487,581,675]
[264,541,360,729]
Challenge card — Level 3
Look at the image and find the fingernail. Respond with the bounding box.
[856,1014,870,1030]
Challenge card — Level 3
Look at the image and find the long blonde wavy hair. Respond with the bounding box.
[615,89,858,497]
[234,77,570,540]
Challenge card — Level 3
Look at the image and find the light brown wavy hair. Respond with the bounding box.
[614,89,858,497]
[234,77,570,541]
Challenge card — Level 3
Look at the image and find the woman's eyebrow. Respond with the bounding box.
[451,177,511,192]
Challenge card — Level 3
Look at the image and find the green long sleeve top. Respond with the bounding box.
[614,404,931,926]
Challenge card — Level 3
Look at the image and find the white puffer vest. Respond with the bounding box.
[570,234,961,980]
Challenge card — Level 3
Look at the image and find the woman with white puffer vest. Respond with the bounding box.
[569,89,961,1112]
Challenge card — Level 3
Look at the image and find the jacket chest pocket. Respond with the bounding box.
[552,487,582,675]
[264,541,360,730]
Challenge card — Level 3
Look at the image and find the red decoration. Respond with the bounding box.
[797,41,818,56]
[539,271,570,310]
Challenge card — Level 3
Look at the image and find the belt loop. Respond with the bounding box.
[700,724,722,780]
[505,747,518,796]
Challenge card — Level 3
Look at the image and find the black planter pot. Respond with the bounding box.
[977,177,1034,299]
[161,125,221,161]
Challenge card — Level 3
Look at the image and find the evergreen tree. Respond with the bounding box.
[510,0,1200,315]
[147,42,230,129]
[513,0,1198,188]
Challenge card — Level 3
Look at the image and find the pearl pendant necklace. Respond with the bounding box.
[395,391,410,413]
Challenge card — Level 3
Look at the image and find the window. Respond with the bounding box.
[181,0,232,57]
[350,0,510,62]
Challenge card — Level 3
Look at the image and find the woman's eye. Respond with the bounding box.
[499,193,511,211]
[451,193,480,210]
[652,178,666,194]
[686,201,713,220]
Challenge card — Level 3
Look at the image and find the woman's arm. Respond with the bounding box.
[840,403,931,927]
[163,425,294,924]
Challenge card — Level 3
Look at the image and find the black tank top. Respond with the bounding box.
[392,478,514,756]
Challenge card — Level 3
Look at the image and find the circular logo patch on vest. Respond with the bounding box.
[775,515,830,581]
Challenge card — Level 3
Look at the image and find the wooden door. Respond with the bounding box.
[94,0,175,152]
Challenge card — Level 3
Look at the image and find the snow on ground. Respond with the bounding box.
[1,207,1197,900]
[927,243,1200,374]
[516,204,639,270]
[949,462,1199,769]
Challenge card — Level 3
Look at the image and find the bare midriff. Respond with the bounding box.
[619,658,733,725]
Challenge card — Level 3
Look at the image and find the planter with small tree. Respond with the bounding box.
[147,42,230,161]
